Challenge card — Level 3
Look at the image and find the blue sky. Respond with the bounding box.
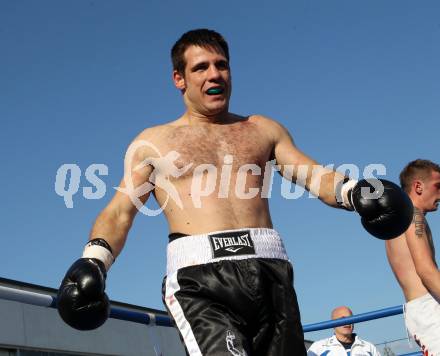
[1,0,439,353]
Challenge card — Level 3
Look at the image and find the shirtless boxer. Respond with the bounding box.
[386,159,440,355]
[57,29,413,356]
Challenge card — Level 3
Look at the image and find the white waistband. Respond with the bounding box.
[166,228,289,276]
[406,293,440,308]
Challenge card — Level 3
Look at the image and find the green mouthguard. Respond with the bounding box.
[207,88,222,94]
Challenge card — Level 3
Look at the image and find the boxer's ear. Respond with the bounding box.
[414,180,423,195]
[173,70,185,91]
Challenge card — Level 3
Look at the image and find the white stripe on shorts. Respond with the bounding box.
[166,227,289,276]
[164,272,203,356]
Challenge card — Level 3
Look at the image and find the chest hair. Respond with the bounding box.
[162,122,272,176]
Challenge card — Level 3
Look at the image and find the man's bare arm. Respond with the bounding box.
[271,119,348,208]
[406,207,440,300]
[265,116,413,240]
[89,136,155,258]
[57,132,157,331]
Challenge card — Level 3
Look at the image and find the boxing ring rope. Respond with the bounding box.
[0,285,173,327]
[0,285,421,355]
[302,305,403,332]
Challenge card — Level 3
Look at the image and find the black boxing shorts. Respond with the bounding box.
[162,228,306,356]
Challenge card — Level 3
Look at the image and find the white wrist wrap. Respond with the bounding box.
[340,179,358,210]
[82,243,114,271]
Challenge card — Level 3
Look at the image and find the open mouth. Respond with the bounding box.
[206,87,224,95]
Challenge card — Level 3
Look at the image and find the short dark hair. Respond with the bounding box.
[171,29,230,74]
[399,159,440,193]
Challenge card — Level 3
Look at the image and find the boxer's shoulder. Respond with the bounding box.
[248,114,296,145]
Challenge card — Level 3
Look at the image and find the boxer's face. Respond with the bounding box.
[174,45,232,117]
[422,170,440,212]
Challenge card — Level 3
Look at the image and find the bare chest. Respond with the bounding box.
[161,123,272,173]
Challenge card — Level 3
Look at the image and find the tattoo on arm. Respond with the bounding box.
[412,207,426,238]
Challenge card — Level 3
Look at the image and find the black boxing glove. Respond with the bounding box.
[57,238,114,330]
[337,178,413,240]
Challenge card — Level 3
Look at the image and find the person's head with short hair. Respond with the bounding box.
[171,29,230,76]
[331,306,354,342]
[400,159,440,212]
[171,29,232,118]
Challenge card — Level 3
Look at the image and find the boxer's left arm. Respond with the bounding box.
[269,118,349,207]
[269,117,413,239]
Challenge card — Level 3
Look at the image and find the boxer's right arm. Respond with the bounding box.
[405,208,440,301]
[89,160,154,259]
[90,132,158,257]
[57,135,155,330]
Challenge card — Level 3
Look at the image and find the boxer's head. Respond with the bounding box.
[171,29,232,117]
[400,159,440,212]
[171,29,229,76]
